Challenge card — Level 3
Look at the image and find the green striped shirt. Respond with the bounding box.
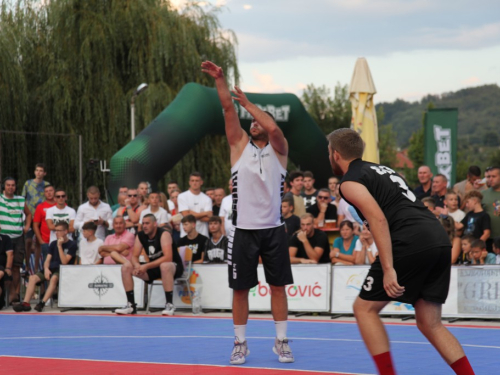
[0,194,25,238]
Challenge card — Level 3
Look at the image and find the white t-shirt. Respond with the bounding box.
[354,239,378,265]
[139,206,170,224]
[79,237,104,265]
[449,209,466,224]
[219,195,233,236]
[178,190,212,237]
[46,205,77,243]
[337,198,356,223]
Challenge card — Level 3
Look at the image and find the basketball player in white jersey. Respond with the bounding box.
[202,61,294,365]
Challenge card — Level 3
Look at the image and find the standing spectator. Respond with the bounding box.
[74,186,113,241]
[441,191,465,224]
[439,216,462,264]
[167,181,179,210]
[159,192,171,216]
[98,217,135,265]
[169,189,180,216]
[111,186,128,211]
[122,188,141,235]
[282,197,300,239]
[33,185,56,269]
[219,179,233,236]
[453,166,481,208]
[0,225,13,309]
[456,191,491,242]
[481,166,500,252]
[354,225,378,265]
[328,177,340,204]
[288,213,330,264]
[430,174,449,208]
[14,222,77,313]
[0,177,32,304]
[139,192,170,229]
[469,239,495,265]
[79,222,104,265]
[46,189,76,243]
[306,188,337,227]
[112,193,127,218]
[204,216,229,263]
[284,171,306,217]
[301,171,318,209]
[212,188,225,216]
[137,181,150,199]
[178,172,212,238]
[178,215,208,264]
[330,221,359,265]
[413,165,433,200]
[205,188,216,203]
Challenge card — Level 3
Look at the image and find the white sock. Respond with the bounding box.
[275,320,287,340]
[234,324,246,343]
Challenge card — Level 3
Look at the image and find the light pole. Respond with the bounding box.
[130,83,148,140]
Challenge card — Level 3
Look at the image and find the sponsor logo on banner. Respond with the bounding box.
[87,272,114,299]
[458,268,500,314]
[177,270,202,304]
[250,281,322,301]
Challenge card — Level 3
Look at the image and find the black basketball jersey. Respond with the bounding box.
[138,227,183,268]
[340,159,450,255]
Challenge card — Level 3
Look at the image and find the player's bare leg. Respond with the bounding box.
[232,289,249,325]
[270,285,287,320]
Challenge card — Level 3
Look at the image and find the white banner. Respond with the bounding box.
[248,264,331,312]
[149,264,232,309]
[457,266,500,315]
[59,265,145,308]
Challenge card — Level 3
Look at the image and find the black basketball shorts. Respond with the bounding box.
[145,262,183,284]
[228,225,294,290]
[359,246,451,305]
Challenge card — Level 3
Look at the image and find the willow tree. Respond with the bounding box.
[0,0,238,204]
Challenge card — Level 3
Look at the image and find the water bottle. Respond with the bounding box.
[192,295,202,315]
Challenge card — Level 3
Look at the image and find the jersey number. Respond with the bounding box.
[370,166,416,202]
[363,276,374,291]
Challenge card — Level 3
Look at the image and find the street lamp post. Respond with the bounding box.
[130,83,148,140]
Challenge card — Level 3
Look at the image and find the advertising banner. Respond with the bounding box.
[424,108,458,186]
[457,267,500,315]
[59,265,145,308]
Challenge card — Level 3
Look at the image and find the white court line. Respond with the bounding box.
[0,355,372,375]
[0,335,498,350]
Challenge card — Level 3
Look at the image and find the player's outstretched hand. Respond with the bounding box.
[383,267,405,298]
[231,86,250,107]
[201,61,224,79]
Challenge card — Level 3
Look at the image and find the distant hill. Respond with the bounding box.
[376,84,500,148]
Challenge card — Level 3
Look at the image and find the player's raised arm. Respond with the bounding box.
[201,61,247,150]
[231,86,288,157]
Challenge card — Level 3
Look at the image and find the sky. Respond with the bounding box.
[174,0,500,103]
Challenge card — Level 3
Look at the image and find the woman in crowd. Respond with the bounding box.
[354,225,378,265]
[330,220,359,265]
[439,216,462,264]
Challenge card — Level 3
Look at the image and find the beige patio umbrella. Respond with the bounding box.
[349,57,379,163]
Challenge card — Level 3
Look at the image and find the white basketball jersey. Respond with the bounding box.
[231,140,287,229]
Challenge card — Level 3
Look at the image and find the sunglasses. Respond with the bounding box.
[128,194,137,197]
[55,195,66,198]
[485,166,499,172]
[317,196,330,200]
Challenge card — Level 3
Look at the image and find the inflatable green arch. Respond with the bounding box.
[109,83,332,197]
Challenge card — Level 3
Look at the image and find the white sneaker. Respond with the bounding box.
[273,337,294,363]
[230,339,250,365]
[115,302,137,315]
[162,303,175,316]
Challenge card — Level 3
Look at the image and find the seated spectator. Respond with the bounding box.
[178,215,208,264]
[470,239,495,265]
[79,222,104,265]
[336,197,356,224]
[328,176,340,204]
[306,188,337,228]
[283,171,306,217]
[289,213,330,264]
[0,226,13,309]
[46,189,76,243]
[14,222,77,313]
[301,171,318,209]
[354,225,378,265]
[111,186,128,211]
[204,216,228,263]
[453,165,481,209]
[121,188,141,235]
[440,191,465,224]
[458,235,474,265]
[115,214,183,316]
[430,174,449,208]
[492,237,500,264]
[438,216,461,264]
[421,197,438,217]
[171,214,182,245]
[212,188,225,216]
[139,192,171,230]
[330,220,359,265]
[413,165,433,200]
[456,191,491,242]
[112,193,127,218]
[98,217,135,265]
[282,197,300,239]
[74,186,113,241]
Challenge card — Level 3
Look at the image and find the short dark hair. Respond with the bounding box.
[54,188,66,195]
[181,214,196,224]
[208,216,221,224]
[434,174,448,183]
[55,221,69,230]
[288,171,304,182]
[493,236,500,250]
[471,239,486,249]
[318,188,330,195]
[421,197,436,208]
[327,128,365,160]
[464,190,483,202]
[82,221,97,231]
[467,166,481,177]
[44,184,54,190]
[35,163,46,171]
[87,185,100,195]
[168,181,178,185]
[339,220,354,230]
[461,235,475,244]
[190,171,203,179]
[3,177,16,186]
[205,187,215,192]
[143,213,157,223]
[281,197,294,207]
[303,171,314,179]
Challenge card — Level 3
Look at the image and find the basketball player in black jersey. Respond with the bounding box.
[328,129,474,375]
[115,214,183,316]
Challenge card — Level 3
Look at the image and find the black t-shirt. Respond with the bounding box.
[212,205,221,217]
[178,233,208,262]
[204,235,228,263]
[289,229,330,263]
[431,194,445,208]
[284,215,301,239]
[301,191,318,209]
[306,203,337,221]
[340,159,450,256]
[413,185,431,200]
[138,228,183,271]
[461,211,491,240]
[0,234,13,267]
[48,239,78,271]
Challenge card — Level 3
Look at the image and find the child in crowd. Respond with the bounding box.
[421,197,438,218]
[443,191,465,224]
[79,222,103,265]
[469,239,495,265]
[458,235,474,265]
[492,237,500,265]
[456,191,491,241]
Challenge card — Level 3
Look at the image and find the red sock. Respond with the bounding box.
[373,351,396,375]
[450,356,474,375]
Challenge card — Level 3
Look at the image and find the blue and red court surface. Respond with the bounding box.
[0,313,497,374]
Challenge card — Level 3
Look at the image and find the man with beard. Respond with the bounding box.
[327,128,474,375]
[202,61,294,365]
